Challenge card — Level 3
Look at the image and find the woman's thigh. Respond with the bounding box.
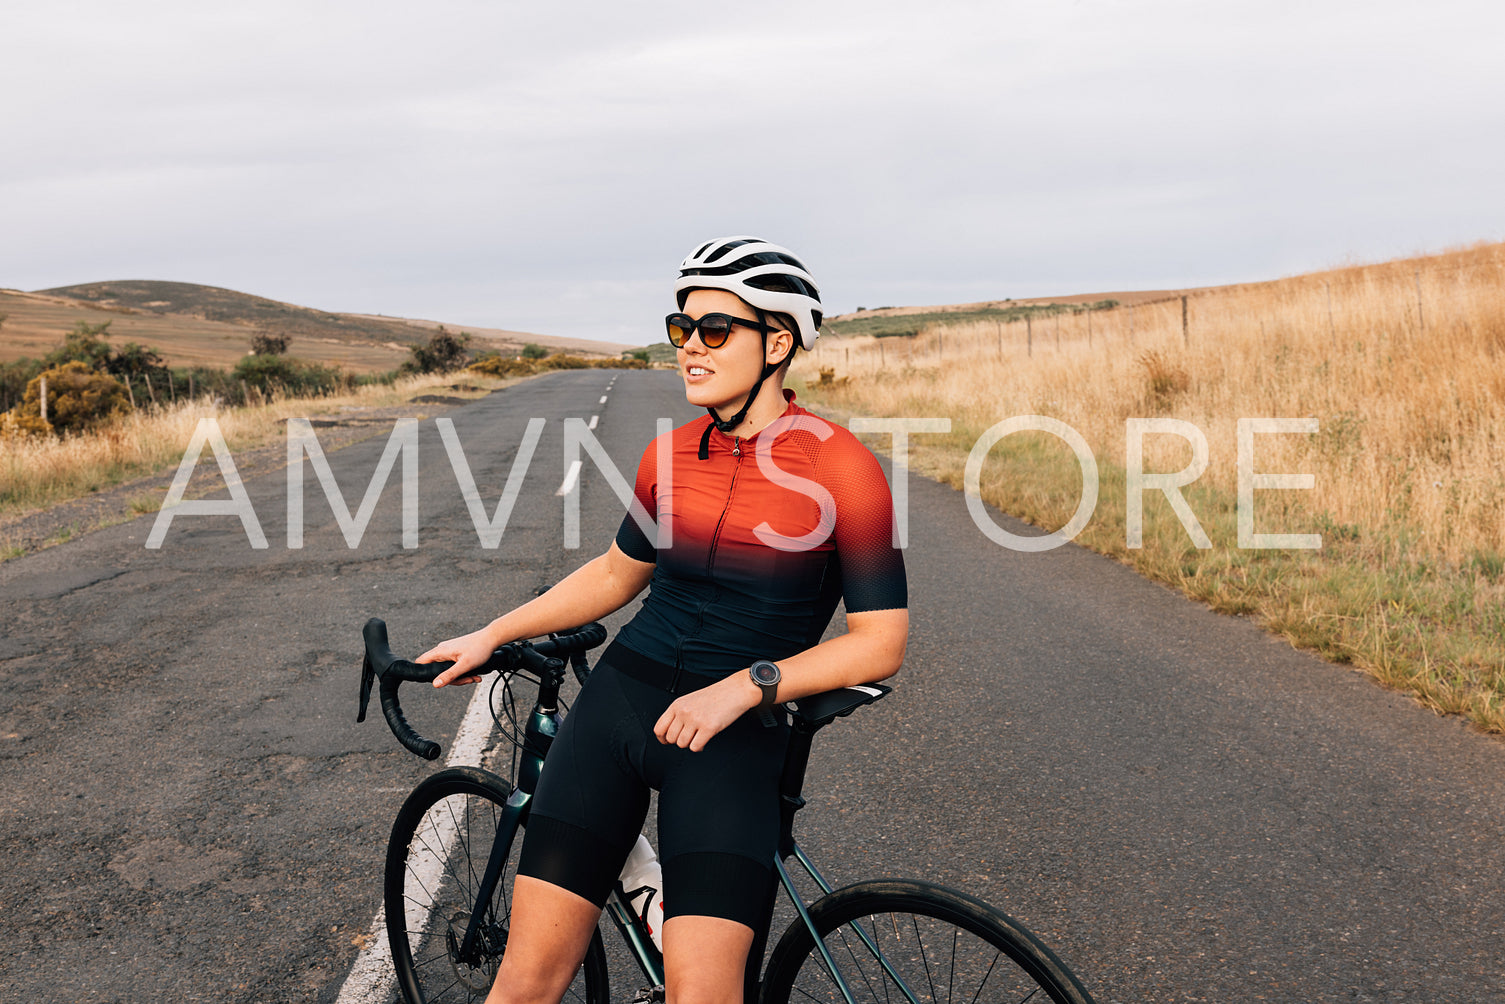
[655,712,788,928]
[520,665,655,907]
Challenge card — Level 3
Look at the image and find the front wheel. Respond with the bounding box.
[760,879,1094,1004]
[385,766,610,1004]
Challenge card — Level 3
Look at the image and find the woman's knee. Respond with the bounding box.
[487,876,604,1004]
[662,914,755,1004]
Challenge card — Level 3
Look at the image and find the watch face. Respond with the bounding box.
[750,661,780,686]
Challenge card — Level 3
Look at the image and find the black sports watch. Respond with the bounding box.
[749,660,782,728]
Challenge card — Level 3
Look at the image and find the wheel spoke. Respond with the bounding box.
[763,881,1091,1004]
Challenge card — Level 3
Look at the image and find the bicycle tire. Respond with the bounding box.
[385,766,610,1004]
[760,878,1094,1004]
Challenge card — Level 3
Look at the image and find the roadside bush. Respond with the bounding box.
[232,354,349,398]
[594,357,649,369]
[4,361,131,436]
[468,357,538,378]
[0,358,44,413]
[45,321,116,371]
[403,328,471,374]
[521,343,549,360]
[537,354,591,370]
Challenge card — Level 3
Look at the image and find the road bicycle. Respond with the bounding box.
[358,617,1096,1004]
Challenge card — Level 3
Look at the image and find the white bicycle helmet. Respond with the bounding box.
[675,236,823,350]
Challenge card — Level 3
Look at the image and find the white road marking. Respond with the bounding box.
[556,460,582,497]
[599,395,608,405]
[332,681,500,1004]
[589,415,599,430]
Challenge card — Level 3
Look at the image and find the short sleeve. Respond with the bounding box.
[614,435,660,563]
[818,435,907,612]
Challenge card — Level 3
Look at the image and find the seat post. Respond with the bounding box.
[776,721,818,858]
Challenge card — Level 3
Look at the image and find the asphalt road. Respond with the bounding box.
[1,369,1501,1003]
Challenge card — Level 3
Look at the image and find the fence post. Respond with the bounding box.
[40,376,48,423]
[1181,295,1189,346]
[124,375,136,409]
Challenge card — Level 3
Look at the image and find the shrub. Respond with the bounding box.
[537,354,590,370]
[251,331,291,355]
[5,361,131,435]
[403,328,472,374]
[0,358,44,413]
[468,357,538,378]
[45,321,115,371]
[232,354,348,398]
[521,343,549,361]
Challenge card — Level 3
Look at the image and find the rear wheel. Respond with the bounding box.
[385,766,609,1004]
[760,879,1093,1004]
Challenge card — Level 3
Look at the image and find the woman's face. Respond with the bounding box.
[675,288,791,415]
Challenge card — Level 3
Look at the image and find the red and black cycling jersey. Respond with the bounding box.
[613,390,907,683]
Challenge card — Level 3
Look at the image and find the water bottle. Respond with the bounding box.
[618,834,665,951]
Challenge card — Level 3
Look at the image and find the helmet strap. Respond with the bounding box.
[703,308,787,442]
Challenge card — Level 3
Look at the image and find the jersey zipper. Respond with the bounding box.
[671,435,743,692]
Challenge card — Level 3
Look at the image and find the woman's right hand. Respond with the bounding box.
[417,625,504,688]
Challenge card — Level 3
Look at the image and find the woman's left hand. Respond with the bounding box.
[654,674,760,752]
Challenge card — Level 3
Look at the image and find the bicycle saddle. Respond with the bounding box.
[785,684,891,730]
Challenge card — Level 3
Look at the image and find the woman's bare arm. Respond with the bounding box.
[421,541,655,687]
[653,606,909,752]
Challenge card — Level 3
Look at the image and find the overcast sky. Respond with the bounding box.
[3,1,1502,344]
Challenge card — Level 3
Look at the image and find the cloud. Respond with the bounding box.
[3,0,1502,342]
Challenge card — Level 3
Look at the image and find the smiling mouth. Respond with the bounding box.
[687,366,713,376]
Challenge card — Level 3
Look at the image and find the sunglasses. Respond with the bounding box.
[665,311,775,349]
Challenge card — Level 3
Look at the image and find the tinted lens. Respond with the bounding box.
[697,314,733,347]
[665,313,695,347]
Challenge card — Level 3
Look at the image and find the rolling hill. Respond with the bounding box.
[0,280,637,372]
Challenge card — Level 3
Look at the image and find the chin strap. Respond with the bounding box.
[699,309,786,459]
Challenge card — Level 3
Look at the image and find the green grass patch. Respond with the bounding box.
[825,301,1118,340]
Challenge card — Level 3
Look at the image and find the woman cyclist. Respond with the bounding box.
[419,236,909,1004]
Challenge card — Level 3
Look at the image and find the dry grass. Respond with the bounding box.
[795,241,1505,733]
[0,373,505,518]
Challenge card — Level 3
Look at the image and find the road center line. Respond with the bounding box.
[333,679,499,1004]
[589,415,599,430]
[599,395,608,405]
[556,459,582,497]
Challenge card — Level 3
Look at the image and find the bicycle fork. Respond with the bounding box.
[455,787,531,967]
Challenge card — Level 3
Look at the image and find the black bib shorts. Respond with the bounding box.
[516,641,791,930]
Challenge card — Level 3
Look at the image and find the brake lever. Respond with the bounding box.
[358,648,376,724]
